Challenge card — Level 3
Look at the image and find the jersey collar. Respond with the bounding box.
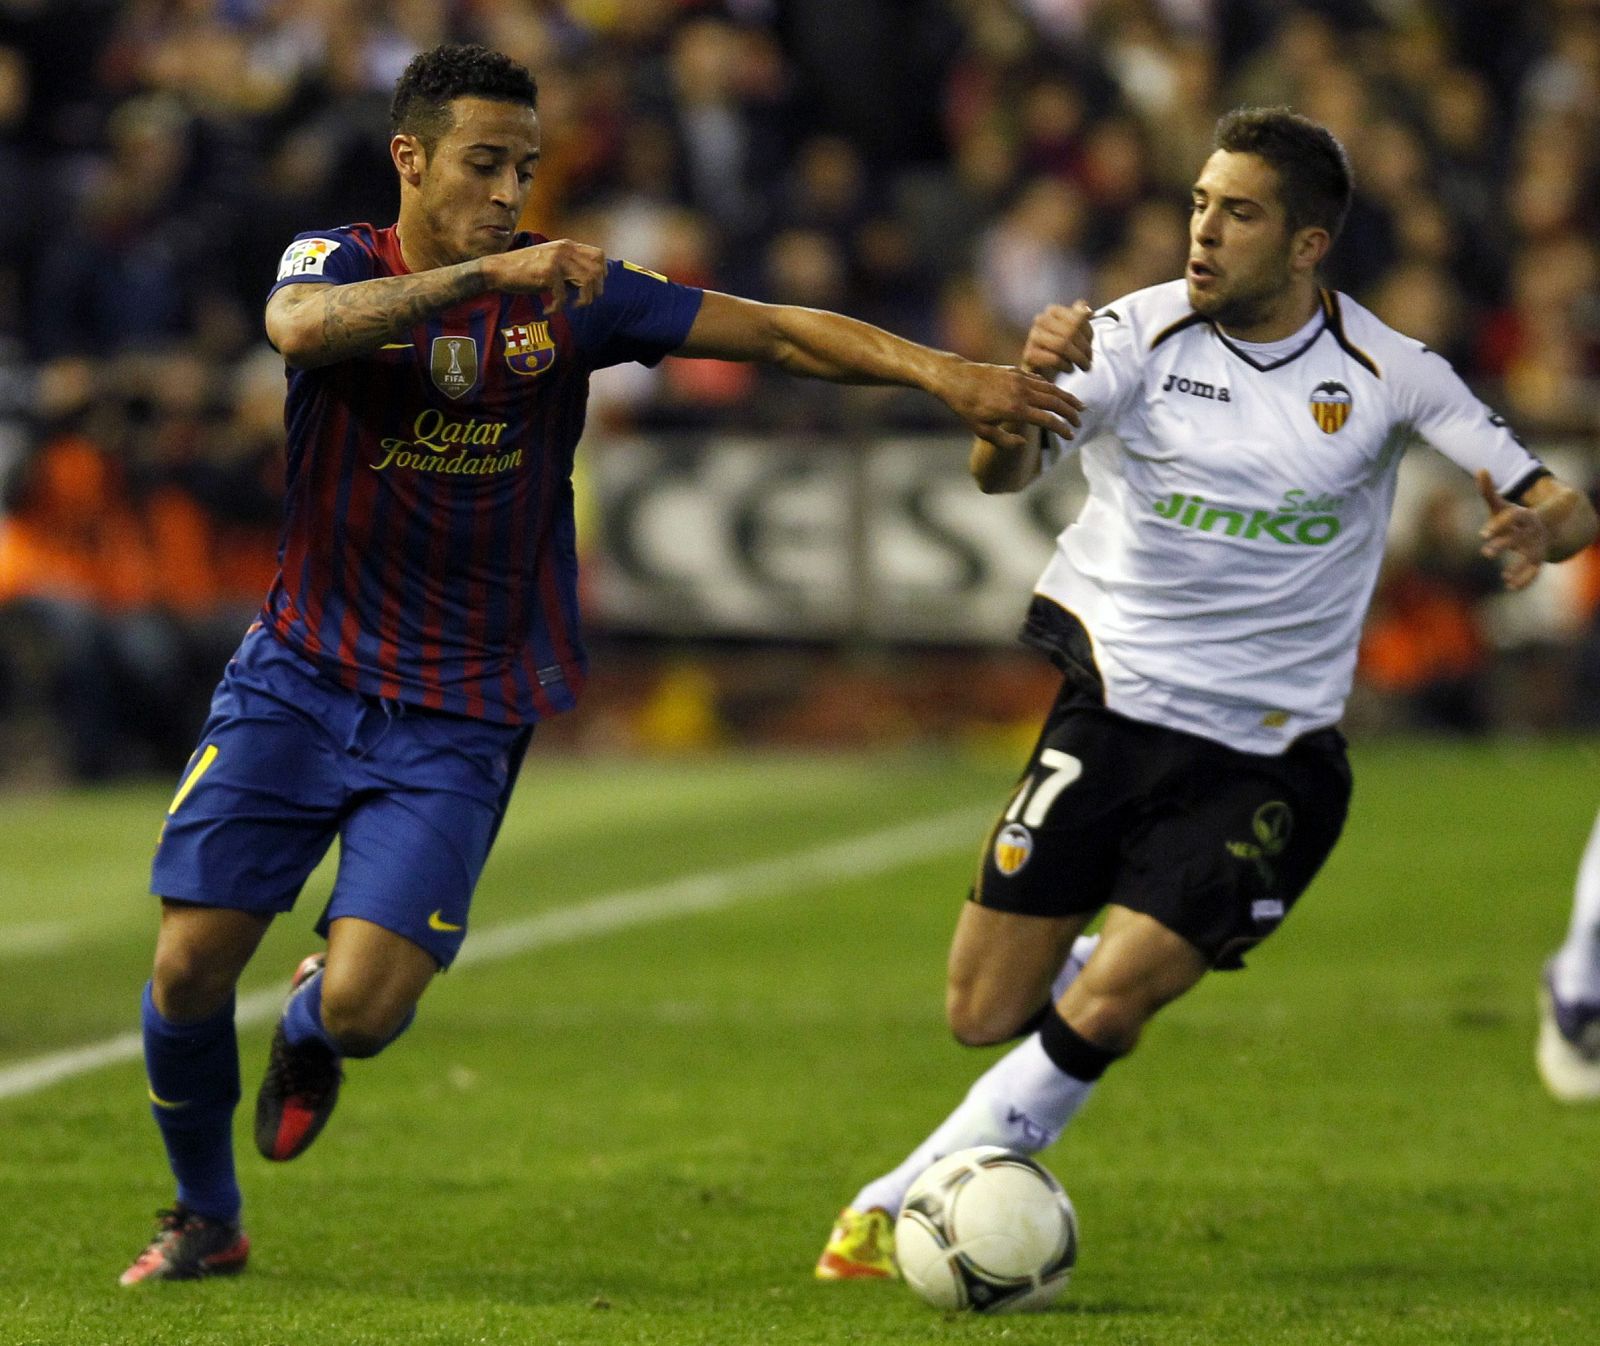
[1210,305,1326,371]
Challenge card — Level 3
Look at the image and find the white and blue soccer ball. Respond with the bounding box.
[895,1146,1078,1313]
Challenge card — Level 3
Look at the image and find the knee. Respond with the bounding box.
[1058,989,1147,1056]
[946,980,1032,1048]
[319,985,415,1059]
[151,943,238,1022]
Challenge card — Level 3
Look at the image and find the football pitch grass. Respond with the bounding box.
[2,741,1599,1345]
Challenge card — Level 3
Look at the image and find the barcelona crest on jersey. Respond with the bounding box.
[1308,380,1352,434]
[502,321,556,378]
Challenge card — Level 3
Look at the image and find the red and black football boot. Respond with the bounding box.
[119,1206,249,1285]
[254,953,342,1161]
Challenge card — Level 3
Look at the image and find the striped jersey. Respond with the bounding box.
[1037,280,1546,754]
[264,224,703,724]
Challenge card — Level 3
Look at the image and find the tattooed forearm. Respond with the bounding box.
[317,264,487,353]
[269,259,489,367]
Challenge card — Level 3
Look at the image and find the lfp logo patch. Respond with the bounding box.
[501,321,555,378]
[276,237,340,280]
[994,823,1034,876]
[1309,380,1352,434]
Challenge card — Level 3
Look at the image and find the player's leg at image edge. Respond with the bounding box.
[124,937,421,1281]
[1540,809,1600,1103]
[122,982,251,1284]
[815,935,1101,1281]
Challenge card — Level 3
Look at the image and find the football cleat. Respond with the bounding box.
[1538,965,1600,1103]
[815,1206,898,1280]
[119,1206,249,1285]
[255,952,343,1161]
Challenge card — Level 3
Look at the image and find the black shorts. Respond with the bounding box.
[972,679,1352,970]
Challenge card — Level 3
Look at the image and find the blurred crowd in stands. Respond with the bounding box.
[1,0,1599,780]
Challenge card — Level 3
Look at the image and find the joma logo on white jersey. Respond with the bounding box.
[1161,373,1231,402]
[1152,492,1342,545]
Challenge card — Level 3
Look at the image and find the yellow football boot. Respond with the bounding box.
[814,1206,898,1280]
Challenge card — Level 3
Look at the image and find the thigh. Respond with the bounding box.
[150,670,347,913]
[151,900,274,1021]
[1056,904,1209,1051]
[324,915,439,1022]
[1115,731,1353,969]
[323,718,531,968]
[971,685,1150,920]
[947,900,1091,1037]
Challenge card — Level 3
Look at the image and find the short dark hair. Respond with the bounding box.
[390,44,538,149]
[1214,107,1352,242]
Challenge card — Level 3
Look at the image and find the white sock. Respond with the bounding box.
[1051,933,1100,1002]
[850,1035,1095,1216]
[850,932,1103,1216]
[1552,809,1600,1005]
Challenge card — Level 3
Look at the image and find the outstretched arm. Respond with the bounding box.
[265,240,609,369]
[676,291,1082,451]
[970,301,1096,494]
[1477,470,1598,590]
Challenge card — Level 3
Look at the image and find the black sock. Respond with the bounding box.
[1038,1006,1120,1082]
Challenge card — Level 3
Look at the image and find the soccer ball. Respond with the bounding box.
[895,1146,1078,1313]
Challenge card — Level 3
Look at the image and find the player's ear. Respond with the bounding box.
[1291,225,1330,275]
[392,134,426,187]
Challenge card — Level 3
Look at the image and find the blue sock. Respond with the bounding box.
[282,966,414,1059]
[141,982,241,1223]
[280,967,340,1053]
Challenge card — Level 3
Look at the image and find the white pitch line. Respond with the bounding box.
[0,922,76,958]
[0,804,991,1102]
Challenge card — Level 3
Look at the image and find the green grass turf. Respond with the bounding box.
[2,740,1599,1344]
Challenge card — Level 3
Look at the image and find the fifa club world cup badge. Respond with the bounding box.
[501,321,556,378]
[1308,380,1352,434]
[430,336,479,400]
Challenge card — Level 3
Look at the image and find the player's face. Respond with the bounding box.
[1186,151,1306,335]
[409,97,540,264]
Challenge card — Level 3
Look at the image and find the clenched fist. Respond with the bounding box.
[484,239,608,308]
[1022,301,1095,377]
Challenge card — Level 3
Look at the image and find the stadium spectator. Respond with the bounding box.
[0,372,159,779]
[1015,73,1087,182]
[1073,114,1152,249]
[657,17,786,252]
[1477,236,1600,436]
[1356,483,1504,734]
[1363,257,1469,368]
[0,45,37,331]
[33,93,197,358]
[1091,197,1188,304]
[977,177,1093,338]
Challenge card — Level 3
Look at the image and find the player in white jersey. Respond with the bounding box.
[817,107,1598,1280]
[1540,819,1600,1101]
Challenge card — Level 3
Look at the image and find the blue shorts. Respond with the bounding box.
[150,625,531,967]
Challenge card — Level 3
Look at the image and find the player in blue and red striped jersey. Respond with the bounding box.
[119,43,1082,1285]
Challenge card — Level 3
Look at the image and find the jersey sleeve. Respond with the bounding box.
[565,259,705,370]
[267,229,375,299]
[1389,340,1548,501]
[1041,306,1145,469]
